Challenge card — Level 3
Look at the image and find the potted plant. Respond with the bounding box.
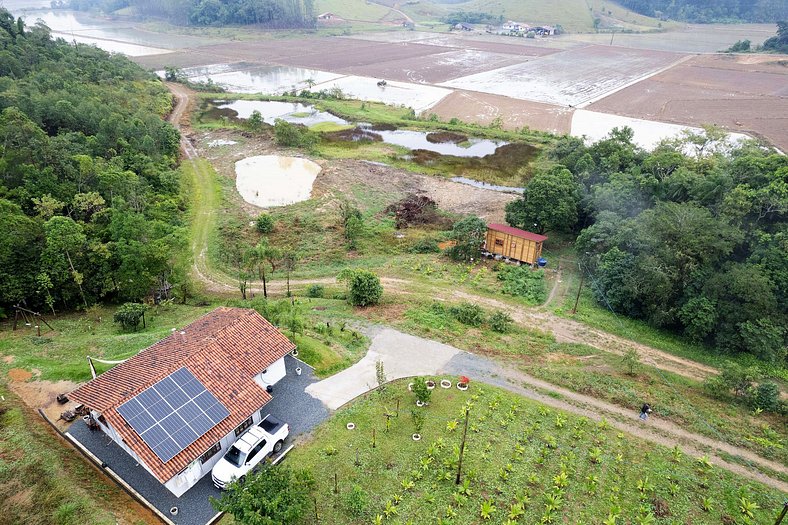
[440,379,452,389]
[457,376,470,391]
[426,379,436,390]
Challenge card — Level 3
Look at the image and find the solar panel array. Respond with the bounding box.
[117,367,230,463]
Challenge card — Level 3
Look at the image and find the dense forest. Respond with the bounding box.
[617,0,787,23]
[506,129,787,364]
[58,0,316,27]
[0,9,188,316]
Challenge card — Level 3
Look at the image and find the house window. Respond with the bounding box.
[200,442,221,464]
[494,239,504,247]
[235,416,253,436]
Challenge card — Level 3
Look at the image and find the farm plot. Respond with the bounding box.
[337,49,526,84]
[288,379,785,524]
[177,63,344,94]
[440,45,686,107]
[310,75,452,113]
[589,55,788,151]
[430,90,574,135]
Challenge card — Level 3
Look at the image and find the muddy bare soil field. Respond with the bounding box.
[590,54,788,151]
[430,90,574,134]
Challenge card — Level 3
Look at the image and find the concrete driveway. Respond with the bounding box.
[305,327,460,409]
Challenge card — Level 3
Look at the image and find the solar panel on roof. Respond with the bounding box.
[117,367,230,463]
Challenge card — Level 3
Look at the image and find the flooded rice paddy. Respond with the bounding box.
[215,100,347,126]
[176,64,344,94]
[235,156,321,208]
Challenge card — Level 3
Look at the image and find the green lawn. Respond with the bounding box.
[286,379,785,524]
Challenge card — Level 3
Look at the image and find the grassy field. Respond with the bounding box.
[286,379,785,524]
[0,388,148,525]
[314,0,392,22]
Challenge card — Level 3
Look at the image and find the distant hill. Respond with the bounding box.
[315,0,667,33]
[616,0,788,23]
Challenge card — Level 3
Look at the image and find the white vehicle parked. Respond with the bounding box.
[211,414,289,489]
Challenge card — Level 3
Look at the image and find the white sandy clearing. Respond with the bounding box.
[311,75,453,114]
[207,139,237,147]
[306,327,460,410]
[235,155,321,208]
[571,110,751,151]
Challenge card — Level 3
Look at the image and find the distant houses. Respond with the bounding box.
[495,20,557,37]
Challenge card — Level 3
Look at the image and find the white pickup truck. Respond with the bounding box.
[211,414,289,489]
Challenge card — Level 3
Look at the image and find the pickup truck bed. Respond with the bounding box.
[259,414,285,436]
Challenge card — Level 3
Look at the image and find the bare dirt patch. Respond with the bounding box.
[2,355,14,364]
[430,90,574,134]
[589,54,788,151]
[7,368,32,382]
[8,378,81,429]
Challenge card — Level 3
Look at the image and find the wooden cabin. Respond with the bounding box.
[483,224,547,265]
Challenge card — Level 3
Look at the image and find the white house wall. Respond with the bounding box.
[254,357,287,390]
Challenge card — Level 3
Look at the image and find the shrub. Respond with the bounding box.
[498,266,547,304]
[447,216,486,262]
[489,310,513,333]
[305,284,324,298]
[273,119,317,149]
[343,485,369,517]
[412,377,431,404]
[256,213,274,234]
[752,382,780,412]
[341,269,383,307]
[409,237,441,254]
[410,408,425,433]
[449,302,485,327]
[113,302,147,331]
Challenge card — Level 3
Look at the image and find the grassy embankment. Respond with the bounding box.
[286,379,786,524]
[0,387,136,525]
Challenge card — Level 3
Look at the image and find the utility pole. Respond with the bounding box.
[774,501,788,525]
[571,270,584,315]
[455,407,470,484]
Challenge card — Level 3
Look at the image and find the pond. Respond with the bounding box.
[360,126,508,158]
[179,64,344,94]
[235,155,321,208]
[215,100,347,127]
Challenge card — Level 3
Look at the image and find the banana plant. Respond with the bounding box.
[508,503,525,520]
[383,500,398,518]
[739,497,759,518]
[480,499,496,520]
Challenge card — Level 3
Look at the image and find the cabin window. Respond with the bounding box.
[200,442,221,464]
[511,242,517,249]
[235,416,253,436]
[494,239,504,247]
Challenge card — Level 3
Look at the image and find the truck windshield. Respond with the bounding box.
[224,446,244,467]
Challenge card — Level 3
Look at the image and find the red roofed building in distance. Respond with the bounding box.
[68,307,295,497]
[483,223,547,266]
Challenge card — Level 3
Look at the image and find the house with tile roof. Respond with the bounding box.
[69,307,295,497]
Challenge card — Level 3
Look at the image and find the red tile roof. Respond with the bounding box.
[69,307,295,482]
[487,223,548,243]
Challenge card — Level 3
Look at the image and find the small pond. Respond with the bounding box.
[358,125,508,158]
[235,155,321,208]
[215,100,347,127]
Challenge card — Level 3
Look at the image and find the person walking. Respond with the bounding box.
[639,403,652,421]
